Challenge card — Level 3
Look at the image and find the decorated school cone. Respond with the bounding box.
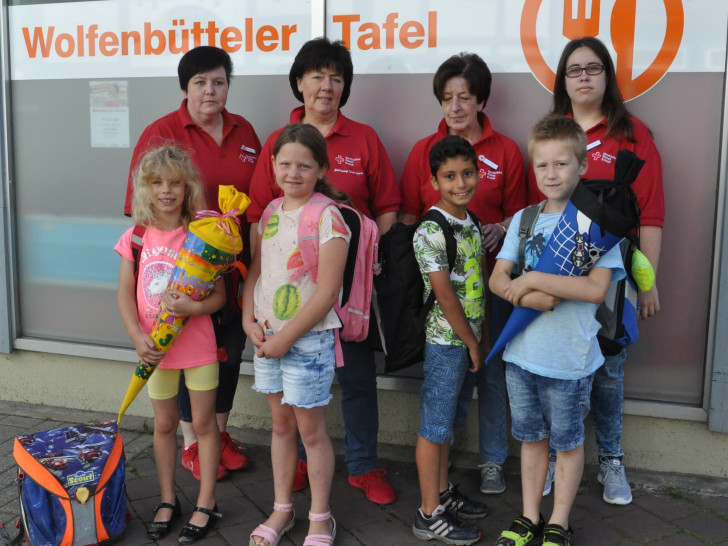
[486,150,650,363]
[117,186,250,423]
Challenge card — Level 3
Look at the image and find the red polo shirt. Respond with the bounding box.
[246,106,400,223]
[124,100,261,216]
[400,113,527,225]
[527,115,664,227]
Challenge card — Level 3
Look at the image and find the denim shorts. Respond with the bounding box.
[419,343,471,444]
[252,329,335,409]
[505,362,594,452]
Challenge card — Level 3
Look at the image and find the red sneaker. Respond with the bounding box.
[293,460,309,492]
[348,469,396,505]
[181,442,228,481]
[220,432,250,471]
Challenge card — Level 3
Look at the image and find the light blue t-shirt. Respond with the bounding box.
[496,207,626,380]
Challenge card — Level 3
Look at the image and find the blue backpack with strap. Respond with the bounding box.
[516,202,639,354]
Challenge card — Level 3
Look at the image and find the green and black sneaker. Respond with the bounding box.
[541,523,574,546]
[494,514,545,546]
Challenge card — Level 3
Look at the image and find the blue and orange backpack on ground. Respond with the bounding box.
[259,192,380,365]
[13,421,126,545]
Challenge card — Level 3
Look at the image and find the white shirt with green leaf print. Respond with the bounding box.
[413,207,486,346]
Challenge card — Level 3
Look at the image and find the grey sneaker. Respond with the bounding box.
[478,463,506,494]
[598,457,632,505]
[542,456,556,496]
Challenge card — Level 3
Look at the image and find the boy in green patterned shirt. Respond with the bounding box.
[411,135,488,545]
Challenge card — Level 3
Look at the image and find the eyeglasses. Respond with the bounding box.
[564,64,605,78]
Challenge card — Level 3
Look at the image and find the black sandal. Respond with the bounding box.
[178,505,223,544]
[147,496,182,540]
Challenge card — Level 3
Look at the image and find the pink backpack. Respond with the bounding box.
[259,192,379,366]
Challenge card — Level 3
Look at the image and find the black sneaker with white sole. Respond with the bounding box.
[412,506,481,545]
[440,483,488,520]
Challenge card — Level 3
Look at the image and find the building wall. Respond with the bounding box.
[4,350,727,478]
[4,2,728,462]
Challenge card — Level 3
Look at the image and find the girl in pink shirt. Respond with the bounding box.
[116,145,225,543]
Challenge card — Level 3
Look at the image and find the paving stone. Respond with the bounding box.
[477,502,521,543]
[330,492,392,528]
[1,414,50,430]
[571,515,635,545]
[126,474,162,501]
[653,532,715,545]
[632,489,701,521]
[695,492,728,516]
[382,489,421,525]
[1,401,728,545]
[126,453,158,478]
[351,515,423,545]
[219,520,269,545]
[215,494,261,528]
[602,506,679,541]
[672,509,728,543]
[122,517,154,545]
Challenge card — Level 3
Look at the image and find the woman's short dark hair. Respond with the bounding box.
[432,52,492,107]
[553,37,634,141]
[178,46,233,91]
[288,37,354,107]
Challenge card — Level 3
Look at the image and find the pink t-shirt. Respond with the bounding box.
[115,225,217,369]
[254,203,351,333]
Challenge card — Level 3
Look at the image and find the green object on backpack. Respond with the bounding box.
[631,248,655,292]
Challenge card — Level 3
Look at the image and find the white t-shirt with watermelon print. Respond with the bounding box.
[254,202,351,333]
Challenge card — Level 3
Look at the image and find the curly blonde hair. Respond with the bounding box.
[131,144,206,228]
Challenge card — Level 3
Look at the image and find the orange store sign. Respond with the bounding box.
[21,19,299,58]
[521,0,685,100]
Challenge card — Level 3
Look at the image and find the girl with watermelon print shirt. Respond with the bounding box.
[242,124,351,546]
[115,145,226,543]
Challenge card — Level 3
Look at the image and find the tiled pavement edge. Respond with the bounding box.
[0,400,727,545]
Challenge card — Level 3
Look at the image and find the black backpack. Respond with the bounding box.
[373,208,482,373]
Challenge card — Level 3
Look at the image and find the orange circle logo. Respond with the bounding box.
[521,0,684,101]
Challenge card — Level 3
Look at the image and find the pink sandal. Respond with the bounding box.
[303,510,336,546]
[248,502,295,546]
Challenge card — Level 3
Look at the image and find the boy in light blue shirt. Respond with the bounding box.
[490,115,624,546]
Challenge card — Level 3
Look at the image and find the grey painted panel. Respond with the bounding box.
[10,69,721,406]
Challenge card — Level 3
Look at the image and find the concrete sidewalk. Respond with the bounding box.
[1,400,727,545]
